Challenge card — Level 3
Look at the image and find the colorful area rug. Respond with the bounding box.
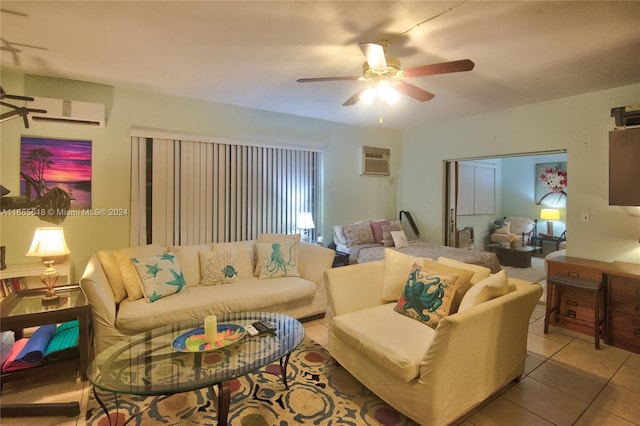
[85,337,419,425]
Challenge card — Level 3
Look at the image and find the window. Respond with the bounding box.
[130,135,321,246]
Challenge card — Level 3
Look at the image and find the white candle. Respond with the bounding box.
[204,315,217,343]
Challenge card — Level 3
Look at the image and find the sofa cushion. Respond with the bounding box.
[332,224,348,246]
[381,220,402,247]
[394,264,459,329]
[490,233,511,244]
[256,239,301,279]
[212,240,255,279]
[369,220,390,244]
[116,277,316,333]
[436,256,491,285]
[342,222,375,247]
[494,221,511,234]
[391,230,409,248]
[458,270,509,312]
[114,244,165,301]
[505,216,535,235]
[199,250,239,286]
[97,250,127,303]
[168,244,212,286]
[332,303,436,382]
[422,259,474,314]
[255,233,300,276]
[382,248,431,302]
[132,253,187,302]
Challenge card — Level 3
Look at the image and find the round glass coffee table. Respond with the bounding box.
[88,312,305,425]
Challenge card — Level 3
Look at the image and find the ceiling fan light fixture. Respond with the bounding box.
[298,39,474,110]
[377,81,399,104]
[360,87,376,104]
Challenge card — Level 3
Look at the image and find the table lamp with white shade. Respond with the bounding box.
[296,212,315,243]
[26,227,70,303]
[540,209,560,236]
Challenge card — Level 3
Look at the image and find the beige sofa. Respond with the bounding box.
[80,237,334,353]
[325,250,542,426]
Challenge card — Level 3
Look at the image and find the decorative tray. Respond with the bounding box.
[172,323,246,353]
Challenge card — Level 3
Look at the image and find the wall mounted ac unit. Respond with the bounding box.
[359,146,390,176]
[28,97,106,127]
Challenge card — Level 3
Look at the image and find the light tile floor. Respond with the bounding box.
[2,305,639,425]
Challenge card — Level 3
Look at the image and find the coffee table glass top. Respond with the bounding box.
[88,312,305,396]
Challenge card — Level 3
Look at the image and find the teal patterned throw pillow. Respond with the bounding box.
[131,253,186,303]
[394,263,458,329]
[256,240,300,279]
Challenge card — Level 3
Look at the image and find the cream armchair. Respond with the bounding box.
[490,216,536,245]
[325,259,542,425]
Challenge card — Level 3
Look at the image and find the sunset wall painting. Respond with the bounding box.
[20,136,92,209]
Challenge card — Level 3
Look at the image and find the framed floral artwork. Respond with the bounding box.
[535,162,567,207]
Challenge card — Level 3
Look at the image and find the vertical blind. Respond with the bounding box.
[130,136,320,246]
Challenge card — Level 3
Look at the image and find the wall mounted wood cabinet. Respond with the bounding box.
[609,127,640,206]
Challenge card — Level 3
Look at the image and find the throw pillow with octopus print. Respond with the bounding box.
[256,240,300,279]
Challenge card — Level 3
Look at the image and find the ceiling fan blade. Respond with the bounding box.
[0,86,34,101]
[343,88,368,106]
[297,76,360,83]
[359,42,387,72]
[403,59,475,78]
[393,81,435,102]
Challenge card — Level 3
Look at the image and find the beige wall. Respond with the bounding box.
[0,72,402,279]
[400,83,640,264]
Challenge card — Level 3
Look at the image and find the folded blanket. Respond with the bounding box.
[45,320,79,363]
[1,338,29,372]
[2,323,57,371]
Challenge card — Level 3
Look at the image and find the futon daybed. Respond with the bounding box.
[333,219,502,273]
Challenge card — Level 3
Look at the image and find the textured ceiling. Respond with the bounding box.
[2,1,640,130]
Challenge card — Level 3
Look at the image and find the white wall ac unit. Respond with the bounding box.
[28,97,106,127]
[359,146,390,176]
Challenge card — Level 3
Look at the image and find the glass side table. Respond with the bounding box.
[0,284,91,417]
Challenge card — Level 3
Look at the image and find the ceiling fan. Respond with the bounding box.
[0,86,47,129]
[297,40,475,106]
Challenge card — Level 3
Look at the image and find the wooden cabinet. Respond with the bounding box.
[609,128,640,206]
[557,286,600,332]
[607,275,640,353]
[546,260,602,281]
[546,256,640,354]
